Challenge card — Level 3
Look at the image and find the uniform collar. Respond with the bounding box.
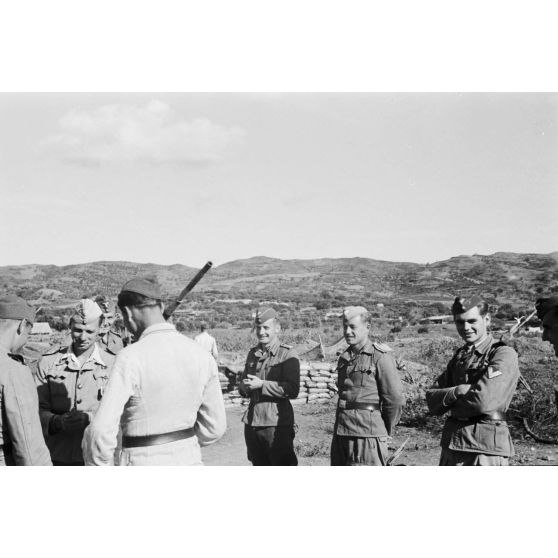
[339,338,374,362]
[463,334,493,355]
[139,322,176,340]
[256,336,280,357]
[62,342,106,368]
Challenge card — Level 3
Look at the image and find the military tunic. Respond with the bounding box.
[331,340,405,466]
[426,334,519,465]
[0,353,52,466]
[36,343,115,465]
[82,323,226,466]
[238,338,300,465]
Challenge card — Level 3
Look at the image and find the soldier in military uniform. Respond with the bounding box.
[536,296,558,357]
[331,306,405,466]
[0,296,52,466]
[238,307,300,466]
[426,295,520,466]
[94,295,124,355]
[36,299,116,465]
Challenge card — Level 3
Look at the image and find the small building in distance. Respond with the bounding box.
[420,314,453,325]
[30,322,52,341]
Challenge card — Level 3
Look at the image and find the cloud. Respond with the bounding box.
[39,100,245,166]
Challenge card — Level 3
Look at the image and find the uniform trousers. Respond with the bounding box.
[331,435,388,466]
[244,425,297,466]
[439,448,509,466]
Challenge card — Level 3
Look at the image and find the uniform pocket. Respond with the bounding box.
[46,375,71,412]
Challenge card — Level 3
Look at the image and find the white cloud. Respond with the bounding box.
[39,100,245,166]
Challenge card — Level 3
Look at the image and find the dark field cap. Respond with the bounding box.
[254,307,277,324]
[0,295,35,323]
[536,296,558,319]
[451,295,484,315]
[120,276,162,300]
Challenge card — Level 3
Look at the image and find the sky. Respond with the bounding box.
[1,93,557,268]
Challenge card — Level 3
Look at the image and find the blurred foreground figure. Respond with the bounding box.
[536,296,558,357]
[331,306,405,466]
[0,296,51,466]
[36,299,115,465]
[426,296,519,466]
[194,322,219,360]
[82,277,226,465]
[239,307,300,465]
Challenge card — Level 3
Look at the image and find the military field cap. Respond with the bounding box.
[72,299,103,324]
[451,295,485,315]
[536,296,558,319]
[342,306,368,320]
[120,276,162,300]
[0,295,35,323]
[254,307,277,324]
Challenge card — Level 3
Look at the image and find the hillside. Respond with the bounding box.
[1,252,557,327]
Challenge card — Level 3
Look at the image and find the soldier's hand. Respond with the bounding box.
[63,410,90,432]
[243,375,264,390]
[454,384,472,397]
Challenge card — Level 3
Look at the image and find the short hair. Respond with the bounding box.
[199,323,208,331]
[343,309,370,325]
[451,296,489,317]
[117,290,162,311]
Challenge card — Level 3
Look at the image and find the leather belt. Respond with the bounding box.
[342,402,381,411]
[451,411,507,423]
[122,428,195,449]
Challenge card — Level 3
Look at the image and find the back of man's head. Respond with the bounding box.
[0,295,35,352]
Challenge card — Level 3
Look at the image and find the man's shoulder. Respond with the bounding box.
[371,341,393,354]
[39,344,69,364]
[486,339,518,361]
[278,343,299,361]
[0,352,28,376]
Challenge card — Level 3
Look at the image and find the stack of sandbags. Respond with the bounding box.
[218,371,229,392]
[304,361,338,403]
[293,363,310,404]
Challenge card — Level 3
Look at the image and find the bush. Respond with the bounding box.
[417,326,429,334]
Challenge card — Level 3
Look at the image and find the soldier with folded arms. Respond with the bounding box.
[0,295,51,466]
[426,295,519,466]
[331,306,405,466]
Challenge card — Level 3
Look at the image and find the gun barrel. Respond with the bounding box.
[164,261,213,319]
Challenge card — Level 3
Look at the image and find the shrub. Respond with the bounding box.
[417,326,429,334]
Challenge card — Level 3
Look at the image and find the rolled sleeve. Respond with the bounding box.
[194,355,226,446]
[82,352,135,465]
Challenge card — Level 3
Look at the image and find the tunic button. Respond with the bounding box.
[77,384,82,389]
[76,398,82,404]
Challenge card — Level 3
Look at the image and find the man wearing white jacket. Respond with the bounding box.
[82,276,226,465]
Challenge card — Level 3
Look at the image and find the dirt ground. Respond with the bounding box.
[203,401,558,466]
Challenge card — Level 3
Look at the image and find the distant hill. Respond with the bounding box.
[1,252,557,309]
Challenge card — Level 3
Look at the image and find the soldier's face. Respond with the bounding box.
[343,315,369,348]
[542,312,558,357]
[454,306,490,345]
[255,319,280,347]
[71,316,100,355]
